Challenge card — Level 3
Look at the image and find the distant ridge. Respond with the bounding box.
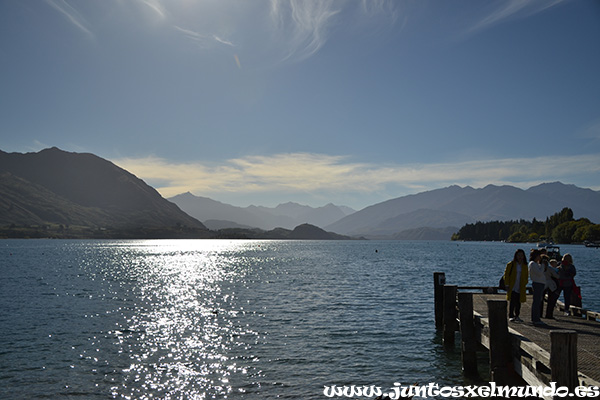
[325,183,600,239]
[169,192,354,230]
[0,147,208,237]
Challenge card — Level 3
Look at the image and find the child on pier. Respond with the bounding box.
[543,257,560,319]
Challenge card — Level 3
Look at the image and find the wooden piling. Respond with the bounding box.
[458,292,479,378]
[434,272,446,330]
[443,285,457,346]
[487,299,512,384]
[550,330,578,397]
[434,272,600,390]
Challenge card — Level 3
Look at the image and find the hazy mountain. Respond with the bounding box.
[326,183,600,239]
[366,209,475,237]
[526,182,600,221]
[324,185,472,236]
[0,147,207,236]
[169,192,355,230]
[203,219,255,230]
[392,227,458,241]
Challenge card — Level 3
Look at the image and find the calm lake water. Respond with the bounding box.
[1,239,599,399]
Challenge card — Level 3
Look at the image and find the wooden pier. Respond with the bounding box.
[434,272,600,398]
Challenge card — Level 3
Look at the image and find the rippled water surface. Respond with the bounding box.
[1,240,599,399]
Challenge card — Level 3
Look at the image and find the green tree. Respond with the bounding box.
[587,225,600,242]
[527,232,540,242]
[552,220,584,244]
[573,225,589,243]
[573,223,600,242]
[546,207,574,237]
[451,207,592,243]
[508,231,528,243]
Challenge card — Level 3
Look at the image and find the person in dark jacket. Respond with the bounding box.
[558,253,576,316]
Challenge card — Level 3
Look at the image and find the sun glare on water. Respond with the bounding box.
[97,240,265,399]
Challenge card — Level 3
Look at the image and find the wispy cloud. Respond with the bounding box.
[44,0,93,37]
[173,26,209,47]
[213,35,235,47]
[136,0,167,19]
[113,152,600,206]
[270,0,341,62]
[463,0,566,36]
[174,26,235,49]
[171,1,394,64]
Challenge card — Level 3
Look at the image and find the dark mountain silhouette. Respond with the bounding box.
[0,171,110,226]
[169,192,354,230]
[0,147,208,237]
[214,223,350,240]
[326,183,600,239]
[288,223,349,240]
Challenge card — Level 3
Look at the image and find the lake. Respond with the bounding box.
[1,239,599,399]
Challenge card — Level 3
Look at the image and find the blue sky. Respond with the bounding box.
[1,0,599,210]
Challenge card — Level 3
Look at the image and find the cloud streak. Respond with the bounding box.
[463,0,566,36]
[174,26,236,49]
[270,0,341,62]
[44,0,93,36]
[113,152,600,207]
[136,0,167,19]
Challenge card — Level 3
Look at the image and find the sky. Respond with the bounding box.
[1,0,599,210]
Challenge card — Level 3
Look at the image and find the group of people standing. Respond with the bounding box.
[503,248,577,326]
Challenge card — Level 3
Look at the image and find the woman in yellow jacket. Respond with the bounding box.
[504,249,528,322]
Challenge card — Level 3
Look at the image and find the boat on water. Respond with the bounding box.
[536,242,561,260]
[584,241,600,248]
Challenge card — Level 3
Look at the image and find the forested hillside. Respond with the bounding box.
[451,208,600,243]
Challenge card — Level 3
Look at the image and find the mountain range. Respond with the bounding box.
[2,147,599,240]
[168,192,354,231]
[324,182,600,238]
[170,182,600,240]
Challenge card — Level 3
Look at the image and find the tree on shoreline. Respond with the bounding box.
[451,208,600,243]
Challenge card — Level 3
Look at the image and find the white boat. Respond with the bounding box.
[537,242,561,260]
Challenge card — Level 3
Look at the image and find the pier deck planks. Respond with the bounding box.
[472,293,600,385]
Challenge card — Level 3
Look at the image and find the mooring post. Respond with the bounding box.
[487,299,512,384]
[458,292,479,378]
[434,272,446,329]
[550,330,578,398]
[443,284,457,346]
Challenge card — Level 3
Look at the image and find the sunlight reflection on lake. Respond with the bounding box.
[91,240,264,399]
